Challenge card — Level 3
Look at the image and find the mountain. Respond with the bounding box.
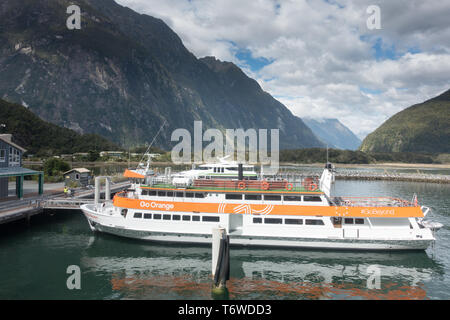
[360,89,450,153]
[0,99,119,156]
[0,0,324,150]
[303,118,362,150]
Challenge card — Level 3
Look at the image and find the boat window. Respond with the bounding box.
[355,218,364,225]
[176,192,184,197]
[345,218,354,224]
[172,215,180,221]
[305,219,324,225]
[185,193,194,198]
[284,195,302,202]
[226,194,242,200]
[134,212,142,218]
[153,214,162,220]
[149,190,157,196]
[214,168,217,173]
[157,191,166,197]
[304,196,322,202]
[163,214,171,220]
[264,218,283,224]
[167,191,174,197]
[203,216,220,222]
[245,194,262,200]
[192,216,200,221]
[121,209,128,217]
[195,193,205,198]
[182,215,191,221]
[141,190,148,196]
[144,213,152,219]
[264,195,281,201]
[253,217,262,223]
[285,218,303,225]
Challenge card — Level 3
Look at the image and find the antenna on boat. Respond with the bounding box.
[137,120,167,171]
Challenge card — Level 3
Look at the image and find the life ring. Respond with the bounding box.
[285,183,294,191]
[238,181,246,190]
[261,181,270,190]
[309,183,318,191]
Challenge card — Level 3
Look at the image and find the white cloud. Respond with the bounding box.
[115,0,450,139]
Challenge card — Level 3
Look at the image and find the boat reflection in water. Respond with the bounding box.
[81,237,442,300]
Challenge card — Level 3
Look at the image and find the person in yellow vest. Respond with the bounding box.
[64,186,69,197]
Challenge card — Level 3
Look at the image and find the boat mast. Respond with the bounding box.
[137,120,167,173]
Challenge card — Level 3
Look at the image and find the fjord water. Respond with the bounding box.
[0,179,449,300]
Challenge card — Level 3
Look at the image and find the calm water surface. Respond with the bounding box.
[0,179,449,300]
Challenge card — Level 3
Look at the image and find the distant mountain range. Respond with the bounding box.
[0,0,324,150]
[360,89,450,153]
[0,99,119,156]
[303,118,362,150]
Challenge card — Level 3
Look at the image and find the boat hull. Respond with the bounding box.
[81,205,432,251]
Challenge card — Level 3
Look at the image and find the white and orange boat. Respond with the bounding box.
[81,156,442,251]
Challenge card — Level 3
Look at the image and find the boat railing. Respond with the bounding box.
[335,196,415,207]
[143,171,322,192]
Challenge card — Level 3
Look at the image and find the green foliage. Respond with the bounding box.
[360,90,450,153]
[280,148,373,164]
[0,99,121,156]
[280,148,444,164]
[88,150,100,162]
[43,158,70,176]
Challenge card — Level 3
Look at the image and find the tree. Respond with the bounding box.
[44,158,71,176]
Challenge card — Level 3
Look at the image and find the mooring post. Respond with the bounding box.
[211,228,230,299]
[94,177,100,208]
[105,177,111,201]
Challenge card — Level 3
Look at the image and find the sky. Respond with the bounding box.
[115,0,450,139]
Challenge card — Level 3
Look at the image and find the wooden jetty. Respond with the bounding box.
[0,180,130,225]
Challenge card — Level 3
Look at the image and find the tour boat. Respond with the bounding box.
[81,156,442,251]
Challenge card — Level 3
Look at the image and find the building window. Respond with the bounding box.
[75,173,80,180]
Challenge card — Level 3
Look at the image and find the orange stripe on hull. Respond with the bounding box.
[113,196,424,218]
